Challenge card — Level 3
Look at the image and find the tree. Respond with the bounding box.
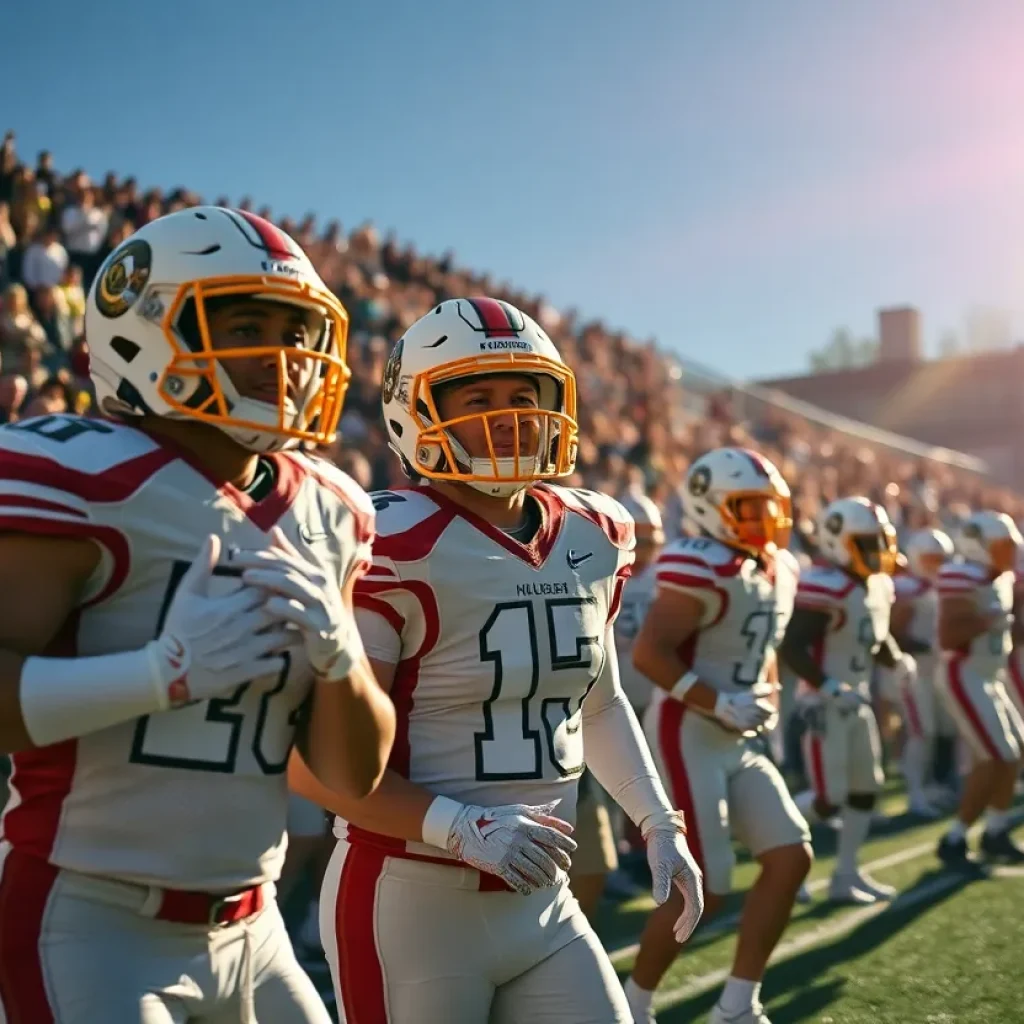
[807,327,879,372]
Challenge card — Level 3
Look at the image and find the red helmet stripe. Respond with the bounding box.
[466,297,518,337]
[236,210,294,261]
[739,448,771,478]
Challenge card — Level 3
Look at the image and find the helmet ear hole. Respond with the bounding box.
[110,336,141,363]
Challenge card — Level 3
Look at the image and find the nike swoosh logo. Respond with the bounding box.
[567,550,593,570]
[298,525,330,544]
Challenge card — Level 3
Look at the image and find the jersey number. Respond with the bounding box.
[733,609,776,687]
[474,599,604,781]
[129,561,304,774]
[10,415,115,443]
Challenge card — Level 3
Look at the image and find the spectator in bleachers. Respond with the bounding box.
[21,222,68,291]
[0,128,1019,534]
[0,372,28,425]
[0,282,48,368]
[33,284,74,353]
[0,203,16,287]
[61,183,109,286]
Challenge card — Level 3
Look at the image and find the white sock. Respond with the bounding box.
[985,808,1010,835]
[794,789,821,824]
[719,976,760,1014]
[902,735,930,803]
[946,818,968,842]
[624,978,654,1016]
[836,807,872,877]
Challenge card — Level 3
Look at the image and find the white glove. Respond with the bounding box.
[423,797,577,896]
[713,686,776,733]
[231,526,358,682]
[896,652,918,683]
[149,535,291,709]
[641,809,705,943]
[820,678,863,714]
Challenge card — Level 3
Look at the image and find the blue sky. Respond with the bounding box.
[7,0,1024,378]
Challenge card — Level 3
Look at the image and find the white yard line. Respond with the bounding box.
[652,873,962,1012]
[990,864,1024,878]
[609,810,1024,966]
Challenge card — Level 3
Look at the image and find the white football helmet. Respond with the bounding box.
[620,491,665,572]
[682,447,792,555]
[817,497,897,578]
[620,491,665,544]
[956,510,1021,573]
[905,527,955,579]
[85,207,350,453]
[381,297,577,497]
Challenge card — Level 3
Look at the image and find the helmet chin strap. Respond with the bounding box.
[445,432,539,498]
[211,365,302,453]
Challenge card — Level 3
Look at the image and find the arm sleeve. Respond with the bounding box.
[582,626,675,830]
[354,604,403,665]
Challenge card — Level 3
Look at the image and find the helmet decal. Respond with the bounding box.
[95,239,152,319]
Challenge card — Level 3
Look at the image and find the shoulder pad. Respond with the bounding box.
[542,485,634,551]
[290,452,374,545]
[796,563,855,607]
[660,535,744,572]
[0,416,158,472]
[938,559,987,593]
[367,488,443,537]
[0,417,172,509]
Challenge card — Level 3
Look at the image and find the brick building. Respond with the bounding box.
[759,307,1024,486]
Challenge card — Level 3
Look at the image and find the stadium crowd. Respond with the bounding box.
[1,127,1021,542]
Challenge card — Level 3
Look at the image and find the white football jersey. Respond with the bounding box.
[651,536,799,693]
[0,414,372,890]
[794,563,894,692]
[937,559,1014,678]
[614,562,658,709]
[893,571,938,650]
[350,484,634,862]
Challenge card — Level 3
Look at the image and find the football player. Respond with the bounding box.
[0,207,395,1022]
[889,528,955,816]
[615,491,665,718]
[780,497,904,905]
[935,511,1024,864]
[624,447,811,1024]
[290,297,703,1022]
[1005,545,1024,723]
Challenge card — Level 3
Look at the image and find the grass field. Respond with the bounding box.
[300,785,1024,1022]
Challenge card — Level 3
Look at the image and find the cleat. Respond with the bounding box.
[827,876,878,905]
[709,1000,772,1023]
[937,833,970,867]
[907,799,942,820]
[980,829,1024,864]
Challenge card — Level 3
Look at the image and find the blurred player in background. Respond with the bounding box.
[781,497,904,905]
[888,528,955,816]
[626,448,811,1024]
[935,511,1024,865]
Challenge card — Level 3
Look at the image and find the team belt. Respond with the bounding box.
[157,883,264,925]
